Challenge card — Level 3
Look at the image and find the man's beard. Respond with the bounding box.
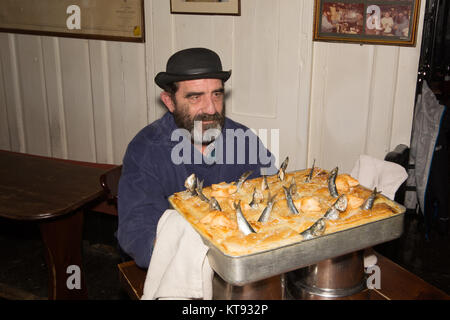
[173,103,226,145]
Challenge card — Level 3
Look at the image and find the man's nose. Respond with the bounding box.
[202,95,216,115]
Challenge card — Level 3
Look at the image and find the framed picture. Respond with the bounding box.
[313,0,421,46]
[170,0,241,16]
[0,0,145,42]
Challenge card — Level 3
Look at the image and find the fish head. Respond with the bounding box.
[280,156,289,171]
[209,197,221,210]
[184,173,197,190]
[329,167,338,177]
[333,194,348,212]
[240,170,253,180]
[313,219,326,235]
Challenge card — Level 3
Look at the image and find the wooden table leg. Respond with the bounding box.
[39,210,88,300]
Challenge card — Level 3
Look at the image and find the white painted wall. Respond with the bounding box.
[0,0,426,173]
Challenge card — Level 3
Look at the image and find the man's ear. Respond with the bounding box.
[160,91,175,113]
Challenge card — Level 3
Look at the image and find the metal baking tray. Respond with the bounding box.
[170,198,405,286]
[207,211,404,286]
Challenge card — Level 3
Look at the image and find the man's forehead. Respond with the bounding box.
[176,78,223,91]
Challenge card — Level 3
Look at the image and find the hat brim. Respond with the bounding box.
[155,70,231,89]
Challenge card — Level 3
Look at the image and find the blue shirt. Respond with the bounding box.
[117,112,276,268]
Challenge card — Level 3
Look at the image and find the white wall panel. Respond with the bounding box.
[14,35,52,157]
[58,38,96,162]
[310,43,372,173]
[0,34,26,153]
[232,0,279,118]
[89,40,113,164]
[174,15,215,49]
[229,0,315,171]
[108,42,147,164]
[296,0,315,169]
[145,0,173,122]
[364,46,400,159]
[315,44,374,173]
[0,46,11,150]
[42,36,68,159]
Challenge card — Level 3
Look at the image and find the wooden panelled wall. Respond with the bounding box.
[0,0,426,173]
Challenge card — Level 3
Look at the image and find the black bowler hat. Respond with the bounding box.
[154,48,231,89]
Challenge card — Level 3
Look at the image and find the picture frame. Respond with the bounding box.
[313,0,421,46]
[170,0,241,16]
[0,0,145,43]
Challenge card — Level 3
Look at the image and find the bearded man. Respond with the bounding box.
[117,48,276,268]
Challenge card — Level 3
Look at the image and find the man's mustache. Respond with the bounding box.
[193,113,223,122]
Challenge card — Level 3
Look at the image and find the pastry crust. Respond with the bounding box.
[169,168,403,257]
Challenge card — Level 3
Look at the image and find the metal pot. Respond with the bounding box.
[285,250,367,299]
[212,273,283,300]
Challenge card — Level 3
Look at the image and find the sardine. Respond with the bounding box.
[233,200,256,235]
[323,194,348,220]
[305,159,316,183]
[278,168,286,182]
[283,182,299,215]
[196,179,210,203]
[300,218,326,240]
[209,197,222,211]
[278,157,289,181]
[249,188,259,209]
[258,192,277,223]
[184,173,197,196]
[327,167,339,198]
[360,188,381,210]
[261,175,269,191]
[333,193,348,211]
[236,170,253,192]
[280,156,289,171]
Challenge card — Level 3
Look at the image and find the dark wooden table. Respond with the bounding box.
[118,251,450,300]
[0,150,110,300]
[334,253,450,300]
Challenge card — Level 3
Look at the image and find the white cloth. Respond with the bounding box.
[363,253,378,268]
[350,154,408,200]
[351,154,408,268]
[141,209,213,300]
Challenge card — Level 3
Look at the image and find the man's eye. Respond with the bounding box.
[189,95,200,102]
[213,92,224,98]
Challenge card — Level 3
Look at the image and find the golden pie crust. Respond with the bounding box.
[169,168,403,257]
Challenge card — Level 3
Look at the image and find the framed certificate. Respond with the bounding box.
[0,0,145,42]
